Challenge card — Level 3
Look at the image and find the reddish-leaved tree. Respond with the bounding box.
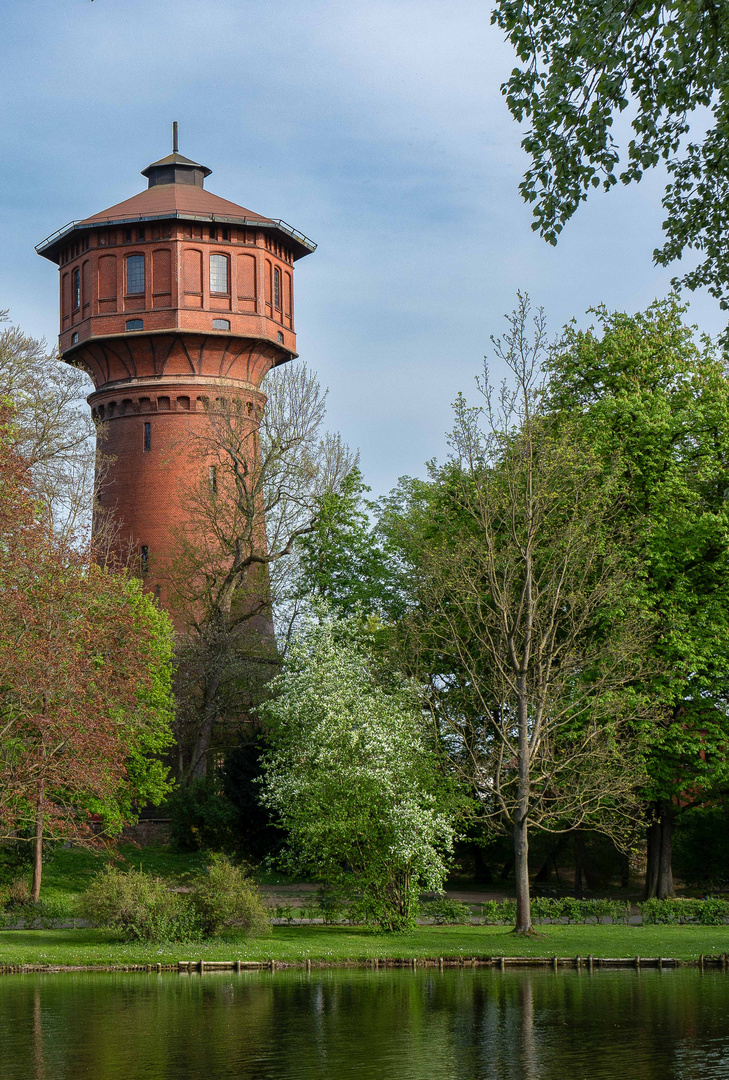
[0,403,174,898]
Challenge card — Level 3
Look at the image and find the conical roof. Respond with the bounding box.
[79,184,274,226]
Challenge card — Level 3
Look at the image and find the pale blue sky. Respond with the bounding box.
[1,0,723,496]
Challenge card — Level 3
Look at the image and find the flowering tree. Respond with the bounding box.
[0,404,175,898]
[259,611,456,930]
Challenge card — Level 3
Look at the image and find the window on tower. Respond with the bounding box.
[73,268,81,310]
[210,254,229,294]
[273,267,281,310]
[126,255,145,295]
[212,318,230,331]
[126,319,144,331]
[143,422,151,452]
[140,545,149,573]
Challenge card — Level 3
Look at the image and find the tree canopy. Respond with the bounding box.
[493,0,729,306]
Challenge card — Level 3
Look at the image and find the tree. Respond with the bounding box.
[493,1,729,308]
[259,610,456,931]
[545,295,729,898]
[280,466,405,638]
[0,404,175,898]
[0,311,99,544]
[392,297,652,933]
[167,362,356,780]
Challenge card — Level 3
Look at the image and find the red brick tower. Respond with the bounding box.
[36,132,315,612]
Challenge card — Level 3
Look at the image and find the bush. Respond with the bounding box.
[190,855,269,937]
[639,897,729,925]
[0,876,30,911]
[80,858,270,942]
[79,866,202,942]
[421,897,473,924]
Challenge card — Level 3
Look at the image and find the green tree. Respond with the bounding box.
[281,467,404,640]
[389,298,651,933]
[259,610,456,931]
[493,0,729,307]
[545,295,729,897]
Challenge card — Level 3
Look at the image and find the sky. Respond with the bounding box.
[1,0,724,499]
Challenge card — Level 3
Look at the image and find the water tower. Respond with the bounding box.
[36,126,316,615]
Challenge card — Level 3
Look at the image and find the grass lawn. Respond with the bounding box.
[2,924,729,967]
[37,845,207,910]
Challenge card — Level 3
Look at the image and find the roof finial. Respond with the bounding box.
[172,121,179,154]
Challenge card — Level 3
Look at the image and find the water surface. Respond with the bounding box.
[1,966,728,1079]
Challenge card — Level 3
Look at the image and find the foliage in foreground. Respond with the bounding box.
[78,857,269,942]
[260,609,457,932]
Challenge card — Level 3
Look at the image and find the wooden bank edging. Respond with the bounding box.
[1,954,728,975]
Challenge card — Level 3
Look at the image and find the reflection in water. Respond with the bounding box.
[1,967,729,1079]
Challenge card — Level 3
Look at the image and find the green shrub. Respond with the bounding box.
[190,855,269,937]
[421,897,473,924]
[0,876,31,911]
[480,900,517,923]
[639,897,729,925]
[79,866,202,942]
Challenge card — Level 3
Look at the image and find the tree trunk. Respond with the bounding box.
[657,804,675,899]
[513,680,533,933]
[514,811,532,933]
[574,832,587,899]
[190,711,214,779]
[644,816,660,899]
[31,782,43,903]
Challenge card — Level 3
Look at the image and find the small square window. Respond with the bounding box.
[212,318,230,331]
[71,332,79,345]
[126,319,144,331]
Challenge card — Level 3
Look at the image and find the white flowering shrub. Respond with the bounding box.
[259,611,455,931]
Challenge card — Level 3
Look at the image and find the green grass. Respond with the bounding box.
[2,924,729,967]
[39,845,206,909]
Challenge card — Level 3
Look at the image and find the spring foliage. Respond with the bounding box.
[259,611,456,930]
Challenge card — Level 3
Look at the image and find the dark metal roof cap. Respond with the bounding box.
[141,152,212,189]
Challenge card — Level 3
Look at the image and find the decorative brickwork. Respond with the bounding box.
[37,148,315,620]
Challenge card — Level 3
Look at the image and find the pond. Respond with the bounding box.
[1,967,728,1079]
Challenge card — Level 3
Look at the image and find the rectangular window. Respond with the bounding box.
[141,545,149,573]
[273,266,281,309]
[137,227,146,241]
[209,226,217,240]
[143,421,151,452]
[126,318,143,331]
[209,254,229,294]
[209,465,217,493]
[73,268,81,309]
[126,254,145,295]
[125,228,133,243]
[212,318,230,331]
[221,227,229,241]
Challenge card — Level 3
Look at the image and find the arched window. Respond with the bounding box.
[126,254,145,295]
[273,266,281,310]
[210,254,229,294]
[73,268,81,310]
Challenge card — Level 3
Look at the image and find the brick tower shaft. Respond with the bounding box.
[37,142,315,619]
